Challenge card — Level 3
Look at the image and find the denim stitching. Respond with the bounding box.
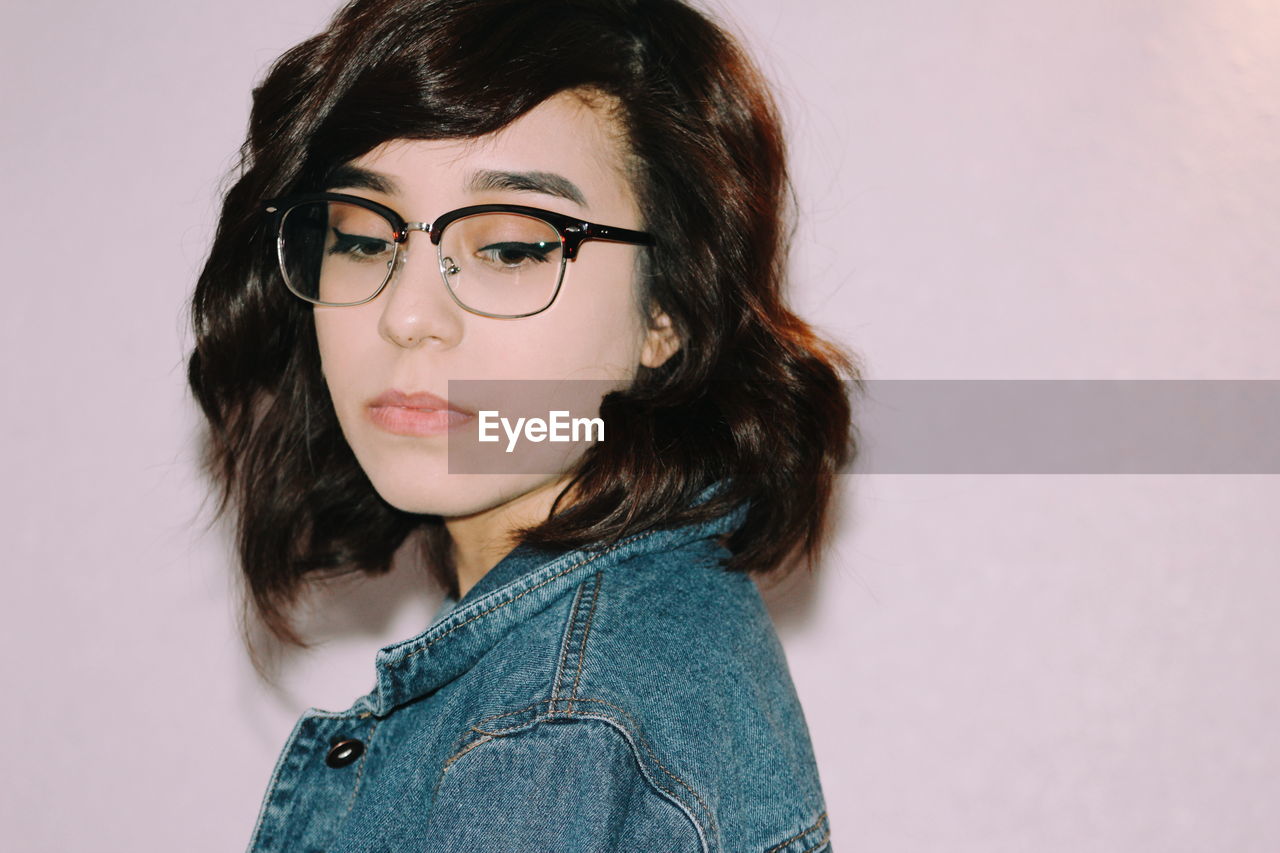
[458,696,717,843]
[799,828,831,853]
[474,702,544,726]
[437,710,713,853]
[471,718,538,737]
[764,812,828,853]
[396,531,656,665]
[549,579,588,715]
[245,715,314,852]
[558,710,712,853]
[566,570,603,714]
[342,719,379,818]
[560,700,716,841]
[433,733,497,802]
[441,734,494,770]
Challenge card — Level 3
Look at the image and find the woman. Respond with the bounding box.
[189,0,857,849]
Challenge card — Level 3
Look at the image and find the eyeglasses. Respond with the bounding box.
[263,192,656,318]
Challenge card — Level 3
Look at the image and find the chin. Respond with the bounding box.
[366,469,563,522]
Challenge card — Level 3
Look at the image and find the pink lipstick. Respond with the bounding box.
[366,389,475,437]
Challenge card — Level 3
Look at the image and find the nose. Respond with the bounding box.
[377,230,464,350]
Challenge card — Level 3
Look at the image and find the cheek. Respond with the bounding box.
[314,310,375,407]
[516,252,647,377]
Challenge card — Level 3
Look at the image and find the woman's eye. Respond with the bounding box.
[329,228,392,260]
[475,242,554,268]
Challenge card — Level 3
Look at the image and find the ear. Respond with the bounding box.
[640,309,681,368]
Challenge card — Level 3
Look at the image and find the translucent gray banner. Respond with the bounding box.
[852,380,1280,474]
[443,380,1280,474]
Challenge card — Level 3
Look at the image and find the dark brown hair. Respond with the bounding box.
[188,0,861,647]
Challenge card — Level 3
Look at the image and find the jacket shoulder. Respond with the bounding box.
[542,536,832,852]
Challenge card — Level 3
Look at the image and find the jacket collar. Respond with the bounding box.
[362,487,746,716]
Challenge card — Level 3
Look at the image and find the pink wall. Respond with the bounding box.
[3,0,1278,849]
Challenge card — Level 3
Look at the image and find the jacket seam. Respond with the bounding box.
[556,710,714,853]
[341,718,379,818]
[549,569,604,715]
[245,715,312,852]
[455,695,719,847]
[548,576,589,714]
[396,531,656,666]
[440,733,493,772]
[438,709,714,853]
[562,699,720,848]
[568,570,603,713]
[763,811,829,853]
[799,828,832,853]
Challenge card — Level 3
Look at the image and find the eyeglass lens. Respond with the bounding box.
[279,201,566,315]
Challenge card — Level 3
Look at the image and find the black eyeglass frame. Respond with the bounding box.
[263,191,657,318]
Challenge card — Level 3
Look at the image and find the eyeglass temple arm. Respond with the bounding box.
[562,221,655,260]
[583,222,654,245]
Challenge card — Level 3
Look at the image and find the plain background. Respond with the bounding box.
[3,0,1278,850]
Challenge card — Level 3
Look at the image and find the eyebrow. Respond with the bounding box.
[324,164,399,195]
[323,164,588,209]
[465,169,588,208]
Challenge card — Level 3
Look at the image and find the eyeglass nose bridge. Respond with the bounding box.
[387,220,460,286]
[397,221,439,243]
[386,221,438,269]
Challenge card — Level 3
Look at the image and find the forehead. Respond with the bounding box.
[349,89,636,214]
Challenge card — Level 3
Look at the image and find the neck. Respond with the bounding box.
[444,477,570,599]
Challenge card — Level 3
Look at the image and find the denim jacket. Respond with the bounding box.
[246,500,833,852]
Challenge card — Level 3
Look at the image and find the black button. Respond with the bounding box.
[325,738,365,768]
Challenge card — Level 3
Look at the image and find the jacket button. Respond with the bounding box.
[325,738,365,768]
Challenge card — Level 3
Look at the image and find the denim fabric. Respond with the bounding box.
[246,498,833,852]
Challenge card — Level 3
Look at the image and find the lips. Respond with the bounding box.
[366,388,475,437]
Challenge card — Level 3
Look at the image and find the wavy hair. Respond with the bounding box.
[189,0,861,647]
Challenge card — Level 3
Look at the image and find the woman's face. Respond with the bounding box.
[314,90,677,526]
